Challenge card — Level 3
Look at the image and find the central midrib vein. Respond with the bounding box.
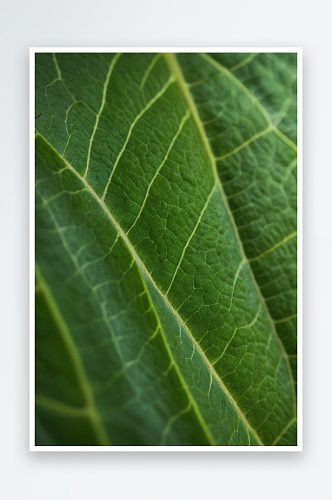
[36,131,264,446]
[164,53,296,417]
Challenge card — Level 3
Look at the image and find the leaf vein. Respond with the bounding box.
[127,110,190,236]
[248,231,297,262]
[200,53,297,153]
[84,53,121,178]
[101,75,175,201]
[165,182,217,296]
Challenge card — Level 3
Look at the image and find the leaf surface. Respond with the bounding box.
[35,52,297,446]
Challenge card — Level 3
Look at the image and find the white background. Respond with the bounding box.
[0,0,329,498]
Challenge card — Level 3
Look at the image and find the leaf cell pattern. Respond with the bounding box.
[35,52,297,446]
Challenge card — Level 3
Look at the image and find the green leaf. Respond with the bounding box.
[35,52,297,446]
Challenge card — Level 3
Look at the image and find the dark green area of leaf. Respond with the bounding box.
[35,52,297,446]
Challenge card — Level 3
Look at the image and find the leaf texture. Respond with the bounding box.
[35,52,297,446]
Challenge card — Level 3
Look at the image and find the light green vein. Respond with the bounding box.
[216,126,272,161]
[160,402,192,445]
[226,181,256,200]
[229,53,259,73]
[274,313,297,324]
[271,417,297,446]
[282,158,297,183]
[127,110,190,236]
[85,53,121,178]
[273,126,298,152]
[200,52,272,125]
[35,265,110,446]
[213,305,262,366]
[248,231,297,262]
[52,53,62,80]
[227,259,245,312]
[101,74,175,201]
[140,54,162,89]
[165,182,217,296]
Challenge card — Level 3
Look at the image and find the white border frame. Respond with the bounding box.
[29,47,303,452]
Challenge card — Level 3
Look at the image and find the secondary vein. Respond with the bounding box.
[200,53,297,153]
[85,53,121,178]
